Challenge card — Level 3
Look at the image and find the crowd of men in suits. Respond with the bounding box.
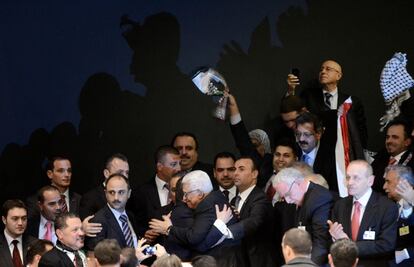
[2,59,414,267]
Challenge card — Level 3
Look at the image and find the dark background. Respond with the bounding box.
[1,0,414,204]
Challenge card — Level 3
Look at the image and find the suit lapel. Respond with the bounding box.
[105,206,126,246]
[0,233,13,266]
[337,91,349,106]
[151,178,162,209]
[342,197,353,236]
[239,187,257,218]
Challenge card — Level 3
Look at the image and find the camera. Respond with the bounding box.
[143,246,157,255]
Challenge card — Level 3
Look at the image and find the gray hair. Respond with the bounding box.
[182,170,213,194]
[272,167,305,187]
[384,165,414,186]
[291,161,314,176]
[307,174,329,189]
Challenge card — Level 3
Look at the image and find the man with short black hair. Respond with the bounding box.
[1,199,36,267]
[281,228,317,267]
[26,185,62,244]
[328,239,359,267]
[85,174,138,252]
[39,213,86,267]
[213,152,237,202]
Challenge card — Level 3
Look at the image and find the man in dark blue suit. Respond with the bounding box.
[85,173,139,254]
[383,165,414,266]
[149,170,238,266]
[328,160,398,267]
[274,167,333,265]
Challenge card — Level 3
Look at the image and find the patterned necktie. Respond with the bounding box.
[324,93,332,108]
[44,220,53,241]
[12,240,23,267]
[222,190,230,201]
[351,201,361,241]
[73,251,83,267]
[233,195,242,211]
[119,214,134,247]
[60,194,68,213]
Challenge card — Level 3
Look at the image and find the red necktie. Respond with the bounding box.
[340,102,352,169]
[351,201,361,241]
[266,185,276,201]
[12,240,23,267]
[60,194,68,213]
[44,220,53,241]
[388,157,397,166]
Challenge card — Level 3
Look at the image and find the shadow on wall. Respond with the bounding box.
[2,0,414,204]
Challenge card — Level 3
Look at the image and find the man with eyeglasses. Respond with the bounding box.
[273,167,333,265]
[133,145,180,243]
[287,60,367,196]
[149,170,239,266]
[85,173,138,254]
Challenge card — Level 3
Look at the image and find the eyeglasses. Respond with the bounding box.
[320,66,340,73]
[294,132,314,139]
[183,189,200,199]
[284,181,296,198]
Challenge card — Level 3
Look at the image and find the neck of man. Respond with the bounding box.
[51,183,67,194]
[156,172,169,183]
[323,83,337,92]
[5,228,21,239]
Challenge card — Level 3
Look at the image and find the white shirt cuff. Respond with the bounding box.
[230,114,241,125]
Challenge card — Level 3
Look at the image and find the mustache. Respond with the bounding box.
[299,141,308,145]
[112,200,122,205]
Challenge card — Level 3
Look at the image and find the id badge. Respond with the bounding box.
[363,230,375,240]
[399,225,410,236]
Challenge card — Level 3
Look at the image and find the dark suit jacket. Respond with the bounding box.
[281,256,318,267]
[26,189,81,218]
[230,120,274,188]
[372,149,414,194]
[331,191,399,267]
[131,177,174,236]
[26,214,41,239]
[388,208,414,267]
[79,184,106,220]
[85,205,138,251]
[0,232,37,267]
[38,247,75,267]
[169,191,238,253]
[294,182,333,265]
[164,201,194,261]
[300,86,367,149]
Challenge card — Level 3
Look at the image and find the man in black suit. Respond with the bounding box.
[213,152,237,203]
[328,160,398,267]
[171,132,214,180]
[1,199,36,267]
[287,60,367,150]
[383,165,414,266]
[372,119,414,193]
[149,170,238,266]
[26,156,81,218]
[79,153,130,220]
[281,228,317,267]
[26,185,62,244]
[39,213,86,267]
[274,167,333,265]
[133,145,180,241]
[85,173,139,253]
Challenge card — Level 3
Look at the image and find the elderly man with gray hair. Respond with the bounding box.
[149,170,239,266]
[383,165,414,266]
[273,167,333,265]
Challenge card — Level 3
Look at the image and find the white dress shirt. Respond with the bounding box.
[155,175,170,207]
[352,188,372,224]
[4,229,23,261]
[38,214,57,244]
[219,185,237,202]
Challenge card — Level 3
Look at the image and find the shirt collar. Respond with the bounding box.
[353,187,372,206]
[239,184,256,201]
[220,185,237,195]
[393,150,407,162]
[4,229,22,246]
[40,214,53,227]
[107,203,127,220]
[155,175,168,191]
[323,87,338,96]
[303,143,319,159]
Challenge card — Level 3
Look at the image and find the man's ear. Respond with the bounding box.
[103,169,110,179]
[47,170,53,179]
[56,228,63,240]
[2,216,6,226]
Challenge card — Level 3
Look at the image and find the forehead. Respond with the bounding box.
[321,60,341,70]
[106,177,128,189]
[64,217,82,228]
[43,190,61,201]
[275,145,294,154]
[385,170,399,181]
[235,158,253,169]
[297,123,315,133]
[387,125,405,137]
[7,207,27,217]
[215,157,235,167]
[174,136,196,147]
[346,163,367,177]
[281,111,299,120]
[53,159,71,168]
[164,153,180,161]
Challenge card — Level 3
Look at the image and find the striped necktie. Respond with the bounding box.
[119,214,134,247]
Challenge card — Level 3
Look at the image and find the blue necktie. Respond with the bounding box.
[120,214,134,247]
[302,154,309,164]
